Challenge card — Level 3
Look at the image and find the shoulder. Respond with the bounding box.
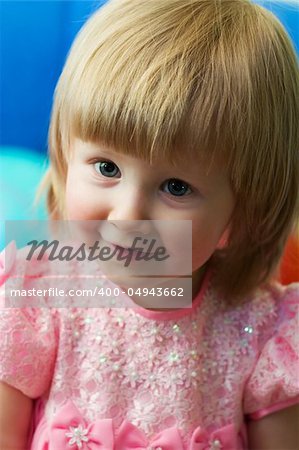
[0,243,59,398]
[250,280,299,368]
[0,242,58,349]
[256,281,298,336]
[0,241,72,308]
[242,281,299,419]
[269,281,298,338]
[239,280,298,342]
[247,279,298,309]
[0,242,46,308]
[260,280,299,307]
[0,241,50,285]
[208,279,298,344]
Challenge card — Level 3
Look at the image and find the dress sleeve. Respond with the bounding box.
[243,283,299,420]
[0,242,58,398]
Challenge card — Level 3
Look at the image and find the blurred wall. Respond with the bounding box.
[0,0,106,153]
[0,0,298,154]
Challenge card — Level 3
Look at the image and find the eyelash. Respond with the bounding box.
[92,160,193,197]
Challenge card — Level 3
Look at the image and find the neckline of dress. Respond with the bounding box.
[120,268,212,321]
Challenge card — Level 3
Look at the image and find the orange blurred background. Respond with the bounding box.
[279,229,299,285]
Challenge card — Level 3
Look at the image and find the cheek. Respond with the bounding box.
[191,219,229,270]
[192,235,218,270]
[65,189,89,220]
[191,191,235,270]
[65,171,104,220]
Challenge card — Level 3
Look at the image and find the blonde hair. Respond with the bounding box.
[45,0,299,299]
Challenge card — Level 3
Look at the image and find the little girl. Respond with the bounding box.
[0,0,298,448]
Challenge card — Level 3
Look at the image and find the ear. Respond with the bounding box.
[217,227,230,249]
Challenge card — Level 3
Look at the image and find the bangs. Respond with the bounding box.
[68,55,226,165]
[57,0,256,165]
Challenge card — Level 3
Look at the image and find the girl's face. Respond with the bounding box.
[65,139,235,295]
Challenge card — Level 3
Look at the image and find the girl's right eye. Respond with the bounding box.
[94,161,120,178]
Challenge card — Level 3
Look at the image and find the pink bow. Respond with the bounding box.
[190,424,241,450]
[49,401,114,449]
[115,421,184,450]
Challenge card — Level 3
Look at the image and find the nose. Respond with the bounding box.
[107,189,153,235]
[108,220,152,236]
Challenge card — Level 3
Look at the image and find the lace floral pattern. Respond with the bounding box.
[0,245,298,448]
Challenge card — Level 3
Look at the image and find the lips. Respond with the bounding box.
[109,242,154,258]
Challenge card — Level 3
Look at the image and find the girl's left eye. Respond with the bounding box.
[94,161,120,178]
[161,179,192,197]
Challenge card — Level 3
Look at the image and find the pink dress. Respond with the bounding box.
[0,241,298,450]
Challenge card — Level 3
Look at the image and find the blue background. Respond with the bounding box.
[0,0,106,152]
